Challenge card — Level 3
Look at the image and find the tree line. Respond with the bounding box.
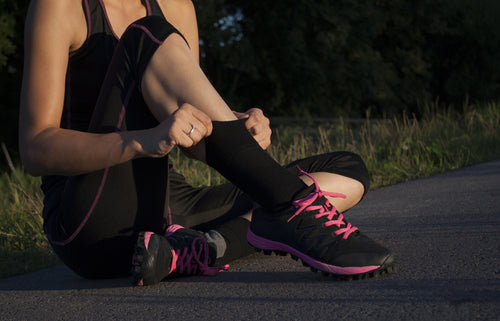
[1,0,499,150]
[196,0,500,117]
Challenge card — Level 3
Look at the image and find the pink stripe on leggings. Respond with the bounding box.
[50,168,110,246]
[50,82,136,246]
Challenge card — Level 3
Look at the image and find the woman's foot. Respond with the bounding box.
[131,225,228,286]
[248,170,395,280]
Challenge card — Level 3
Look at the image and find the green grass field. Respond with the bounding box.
[1,101,499,278]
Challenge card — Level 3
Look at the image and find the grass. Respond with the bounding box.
[0,166,60,278]
[1,101,499,279]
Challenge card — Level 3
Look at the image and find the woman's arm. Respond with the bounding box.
[19,0,210,177]
[157,0,272,157]
[159,0,200,62]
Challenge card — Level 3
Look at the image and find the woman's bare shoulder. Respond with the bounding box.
[26,0,86,51]
[157,0,194,6]
[27,0,83,21]
[155,0,198,58]
[157,0,196,14]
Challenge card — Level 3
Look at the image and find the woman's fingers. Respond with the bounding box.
[168,104,272,149]
[169,103,212,147]
[242,108,272,149]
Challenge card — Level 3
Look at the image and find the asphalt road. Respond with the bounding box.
[1,160,499,320]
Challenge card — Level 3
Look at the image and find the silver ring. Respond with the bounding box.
[188,124,196,135]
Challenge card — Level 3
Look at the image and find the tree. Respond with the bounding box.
[0,0,29,155]
[0,11,15,68]
[196,0,500,117]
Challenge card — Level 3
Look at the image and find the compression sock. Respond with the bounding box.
[205,119,312,212]
[212,217,256,265]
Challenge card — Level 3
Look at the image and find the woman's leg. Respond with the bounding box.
[44,16,255,281]
[300,173,364,213]
[141,34,313,212]
[141,34,236,122]
[127,17,394,282]
[286,151,370,213]
[167,169,251,228]
[164,152,370,267]
[166,168,256,265]
[44,17,183,279]
[247,151,394,279]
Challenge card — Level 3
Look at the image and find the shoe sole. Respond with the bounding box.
[248,228,396,280]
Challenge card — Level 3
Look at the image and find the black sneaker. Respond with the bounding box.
[131,225,229,286]
[247,170,395,279]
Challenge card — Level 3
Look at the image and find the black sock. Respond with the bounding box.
[213,217,256,265]
[205,119,312,212]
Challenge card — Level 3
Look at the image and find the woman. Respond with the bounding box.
[20,0,394,285]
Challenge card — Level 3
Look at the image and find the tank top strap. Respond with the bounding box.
[144,0,166,17]
[81,0,114,39]
[83,0,165,38]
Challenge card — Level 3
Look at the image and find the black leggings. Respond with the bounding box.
[42,16,370,279]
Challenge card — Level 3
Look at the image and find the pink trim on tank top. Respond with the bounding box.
[129,24,164,45]
[99,0,152,40]
[144,0,152,15]
[84,0,92,38]
[98,0,120,40]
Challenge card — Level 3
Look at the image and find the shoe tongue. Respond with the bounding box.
[293,184,316,201]
[310,196,340,220]
[312,195,330,207]
[203,230,227,259]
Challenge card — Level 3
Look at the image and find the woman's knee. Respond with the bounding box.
[118,16,187,85]
[286,151,371,195]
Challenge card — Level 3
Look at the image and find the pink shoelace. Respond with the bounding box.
[165,225,229,276]
[288,169,359,240]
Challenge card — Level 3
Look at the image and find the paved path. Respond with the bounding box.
[1,160,499,320]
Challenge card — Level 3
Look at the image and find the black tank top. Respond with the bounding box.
[40,0,166,215]
[62,0,165,131]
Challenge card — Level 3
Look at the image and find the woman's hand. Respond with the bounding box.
[233,108,272,150]
[143,103,213,157]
